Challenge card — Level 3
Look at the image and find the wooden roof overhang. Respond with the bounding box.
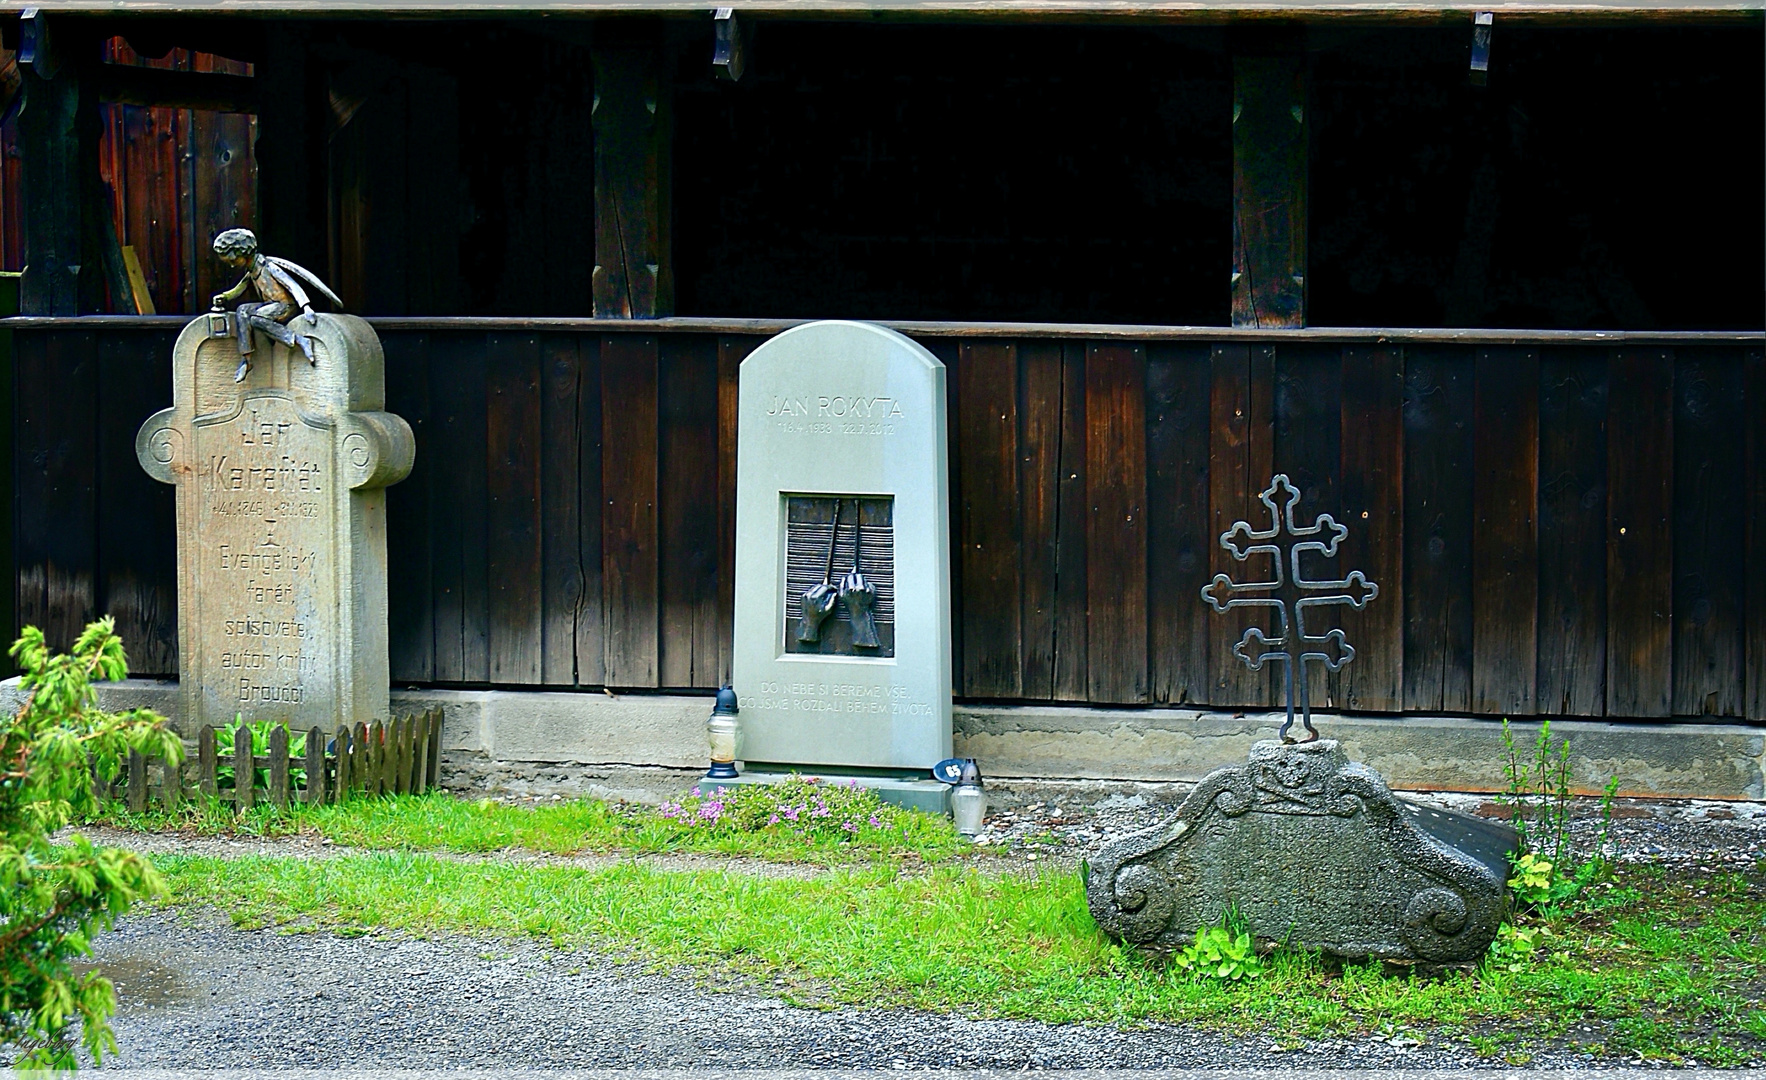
[2,0,1759,20]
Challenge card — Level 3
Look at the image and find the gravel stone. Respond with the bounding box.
[85,908,1611,1070]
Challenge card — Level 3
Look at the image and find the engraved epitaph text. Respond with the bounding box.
[138,313,414,732]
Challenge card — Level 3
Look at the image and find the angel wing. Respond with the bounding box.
[263,255,345,310]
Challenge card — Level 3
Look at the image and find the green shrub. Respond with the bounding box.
[1497,718,1617,913]
[1172,906,1265,982]
[213,715,306,791]
[0,619,182,1068]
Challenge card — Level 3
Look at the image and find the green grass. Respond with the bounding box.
[145,849,1766,1064]
[91,788,971,866]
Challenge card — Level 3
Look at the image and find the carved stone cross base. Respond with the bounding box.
[1086,740,1517,963]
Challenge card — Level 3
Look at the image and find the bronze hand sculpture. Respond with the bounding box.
[839,502,880,649]
[796,499,843,644]
[209,228,344,383]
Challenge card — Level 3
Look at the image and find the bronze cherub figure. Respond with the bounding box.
[209,228,344,383]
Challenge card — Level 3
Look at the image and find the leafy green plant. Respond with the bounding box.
[0,619,182,1068]
[213,714,306,792]
[1172,906,1265,982]
[1497,718,1618,912]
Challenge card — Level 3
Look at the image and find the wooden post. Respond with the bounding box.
[18,28,93,315]
[1231,44,1308,329]
[412,712,430,796]
[592,22,672,318]
[304,727,324,805]
[268,725,290,809]
[233,724,254,810]
[333,724,351,803]
[199,726,217,798]
[354,721,370,796]
[427,708,443,788]
[161,752,181,812]
[126,750,146,813]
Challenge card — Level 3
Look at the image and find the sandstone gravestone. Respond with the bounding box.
[1086,739,1517,963]
[733,321,952,769]
[136,312,414,732]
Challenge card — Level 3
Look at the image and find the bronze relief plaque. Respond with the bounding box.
[783,495,895,658]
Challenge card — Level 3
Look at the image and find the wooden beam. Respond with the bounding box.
[93,64,256,113]
[591,22,672,319]
[1231,50,1307,329]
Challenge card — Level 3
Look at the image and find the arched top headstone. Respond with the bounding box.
[137,312,413,733]
[732,320,953,770]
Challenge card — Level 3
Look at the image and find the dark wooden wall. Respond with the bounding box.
[13,320,1766,722]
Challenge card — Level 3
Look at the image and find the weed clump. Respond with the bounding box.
[657,775,923,846]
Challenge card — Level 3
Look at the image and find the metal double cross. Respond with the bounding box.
[1200,475,1379,743]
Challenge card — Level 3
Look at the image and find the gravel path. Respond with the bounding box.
[90,908,1623,1071]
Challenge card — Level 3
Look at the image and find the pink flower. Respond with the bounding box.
[768,814,780,825]
[869,815,883,828]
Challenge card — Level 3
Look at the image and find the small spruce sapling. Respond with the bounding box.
[0,619,183,1067]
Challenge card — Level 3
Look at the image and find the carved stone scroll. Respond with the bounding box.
[1086,739,1516,963]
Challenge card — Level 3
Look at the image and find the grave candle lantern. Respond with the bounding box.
[706,686,741,780]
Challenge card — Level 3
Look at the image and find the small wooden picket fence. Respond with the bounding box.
[113,708,444,813]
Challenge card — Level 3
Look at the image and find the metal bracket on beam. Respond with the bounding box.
[713,8,745,83]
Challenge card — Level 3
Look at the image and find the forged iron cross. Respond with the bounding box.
[1201,475,1379,744]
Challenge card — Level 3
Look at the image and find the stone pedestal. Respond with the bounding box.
[732,321,952,770]
[1086,739,1518,963]
[136,312,414,732]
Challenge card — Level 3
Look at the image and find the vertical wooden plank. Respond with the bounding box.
[267,725,289,809]
[127,750,146,814]
[354,720,370,797]
[1231,53,1307,328]
[1747,348,1766,721]
[1052,343,1091,701]
[1145,344,1213,706]
[577,332,607,686]
[1018,341,1065,701]
[385,331,435,683]
[369,722,385,797]
[1608,348,1675,718]
[716,338,757,688]
[957,341,1024,698]
[189,104,255,311]
[1338,345,1405,712]
[601,334,660,686]
[233,724,254,811]
[540,334,583,685]
[333,724,351,803]
[1671,347,1745,717]
[97,329,179,675]
[591,24,672,318]
[658,335,721,688]
[198,726,217,798]
[1208,344,1278,706]
[487,333,544,685]
[1535,348,1608,716]
[16,331,98,651]
[1402,347,1475,713]
[428,708,444,788]
[1471,348,1539,716]
[427,332,490,683]
[412,714,430,795]
[160,751,181,812]
[1273,344,1343,706]
[304,728,324,805]
[1085,343,1150,704]
[395,717,412,795]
